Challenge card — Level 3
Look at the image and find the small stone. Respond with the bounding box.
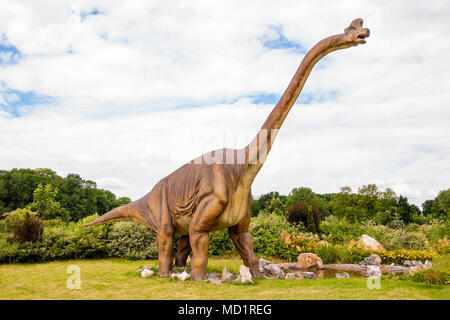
[171,270,191,281]
[364,265,381,277]
[360,254,381,266]
[390,263,395,266]
[141,269,154,278]
[259,258,269,272]
[285,273,302,280]
[411,260,424,270]
[263,264,285,279]
[302,272,317,279]
[403,260,412,267]
[424,260,433,269]
[239,265,253,284]
[335,272,350,279]
[222,267,233,283]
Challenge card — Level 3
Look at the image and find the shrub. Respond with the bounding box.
[209,229,235,257]
[286,201,308,225]
[10,214,43,244]
[249,212,303,259]
[407,270,450,285]
[106,222,158,260]
[319,216,365,244]
[315,244,348,264]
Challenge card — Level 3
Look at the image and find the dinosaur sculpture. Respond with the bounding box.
[85,18,370,280]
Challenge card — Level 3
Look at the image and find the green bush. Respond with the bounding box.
[319,216,365,244]
[315,244,349,264]
[249,212,303,259]
[106,222,158,260]
[208,229,235,256]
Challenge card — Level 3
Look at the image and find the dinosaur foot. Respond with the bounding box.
[251,270,265,278]
[158,270,172,278]
[191,272,208,281]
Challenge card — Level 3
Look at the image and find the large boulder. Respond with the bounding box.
[359,234,386,251]
[297,253,323,269]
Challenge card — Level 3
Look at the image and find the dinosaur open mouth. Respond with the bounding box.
[356,30,370,44]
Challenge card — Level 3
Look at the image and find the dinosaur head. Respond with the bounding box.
[342,18,370,46]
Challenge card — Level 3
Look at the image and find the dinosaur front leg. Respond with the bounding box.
[157,225,174,277]
[228,195,263,278]
[174,235,191,267]
[189,194,227,280]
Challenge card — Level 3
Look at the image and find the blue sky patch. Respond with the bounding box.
[81,8,103,21]
[0,87,53,117]
[261,25,306,53]
[0,41,21,65]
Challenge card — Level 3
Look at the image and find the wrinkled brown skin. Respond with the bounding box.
[85,19,370,280]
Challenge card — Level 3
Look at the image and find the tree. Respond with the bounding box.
[28,184,70,222]
[265,197,286,216]
[422,200,434,216]
[396,195,412,223]
[306,207,317,233]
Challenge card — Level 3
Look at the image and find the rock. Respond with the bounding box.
[239,265,253,284]
[403,260,412,267]
[390,263,395,266]
[297,253,323,269]
[141,269,154,278]
[207,273,222,284]
[411,260,424,270]
[221,267,233,283]
[360,254,382,266]
[285,273,302,280]
[424,260,433,269]
[171,270,191,281]
[263,264,285,279]
[136,265,153,273]
[364,265,381,277]
[302,272,317,279]
[259,258,269,272]
[359,234,386,251]
[335,272,350,279]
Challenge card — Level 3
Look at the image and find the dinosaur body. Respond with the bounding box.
[86,19,370,280]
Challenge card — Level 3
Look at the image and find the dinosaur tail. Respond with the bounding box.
[84,199,148,227]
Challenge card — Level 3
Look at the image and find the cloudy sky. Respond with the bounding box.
[0,0,449,206]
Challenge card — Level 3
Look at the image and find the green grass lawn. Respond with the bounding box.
[0,257,449,300]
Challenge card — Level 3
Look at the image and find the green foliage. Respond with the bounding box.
[0,168,130,221]
[28,184,70,222]
[208,229,235,256]
[315,244,348,264]
[249,212,303,259]
[251,191,286,217]
[319,216,365,244]
[106,222,158,260]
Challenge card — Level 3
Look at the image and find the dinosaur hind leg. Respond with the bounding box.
[174,235,191,267]
[228,194,263,278]
[189,194,227,280]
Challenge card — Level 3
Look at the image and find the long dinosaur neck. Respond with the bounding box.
[242,32,351,184]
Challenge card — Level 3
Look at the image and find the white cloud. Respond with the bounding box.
[0,0,449,206]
